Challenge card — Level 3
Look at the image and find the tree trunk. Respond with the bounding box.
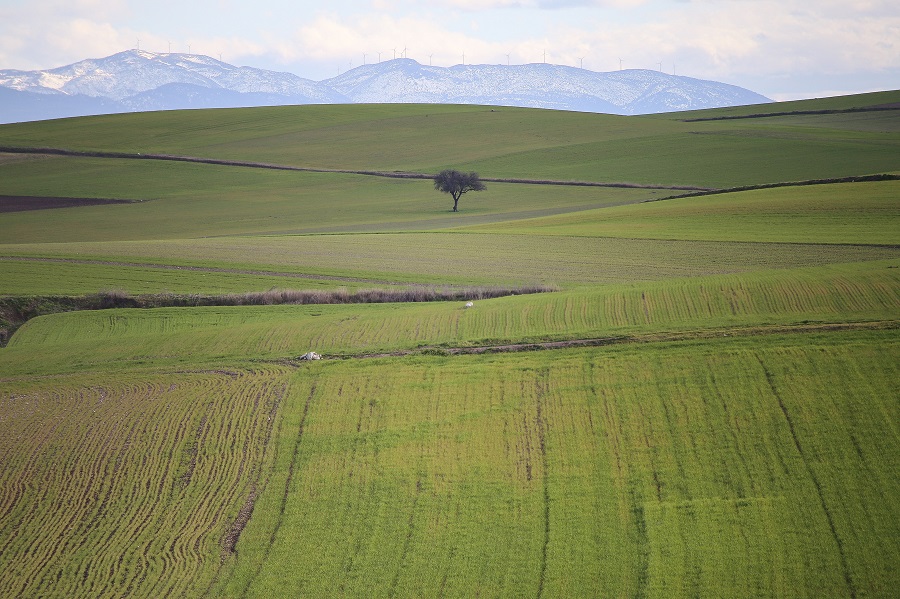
[452,194,460,212]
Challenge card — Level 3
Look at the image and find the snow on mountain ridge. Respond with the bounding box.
[0,51,771,123]
[321,59,768,113]
[0,50,341,102]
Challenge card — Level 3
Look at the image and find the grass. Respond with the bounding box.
[2,234,896,290]
[0,94,898,597]
[464,180,900,245]
[0,258,364,295]
[0,157,654,243]
[1,92,898,189]
[451,129,900,188]
[218,332,898,597]
[4,261,896,374]
[0,366,294,598]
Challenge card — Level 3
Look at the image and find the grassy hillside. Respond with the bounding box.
[1,94,898,597]
[1,91,898,188]
[4,261,896,375]
[219,334,898,597]
[464,180,900,245]
[0,157,653,243]
[2,328,896,597]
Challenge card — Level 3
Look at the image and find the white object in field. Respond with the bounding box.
[299,351,321,360]
[465,301,474,308]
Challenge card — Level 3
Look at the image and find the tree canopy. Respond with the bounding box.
[433,169,486,212]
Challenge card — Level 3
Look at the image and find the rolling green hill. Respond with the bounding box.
[1,93,898,597]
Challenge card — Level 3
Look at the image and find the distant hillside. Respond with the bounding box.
[324,59,770,115]
[0,87,126,123]
[0,50,770,123]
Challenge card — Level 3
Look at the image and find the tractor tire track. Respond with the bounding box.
[756,356,857,599]
[534,369,551,599]
[240,378,317,598]
[388,478,423,599]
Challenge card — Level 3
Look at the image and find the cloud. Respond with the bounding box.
[440,0,648,8]
[277,2,898,82]
[0,0,896,99]
[290,14,506,67]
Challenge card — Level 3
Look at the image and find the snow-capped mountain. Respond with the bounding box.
[0,50,770,123]
[0,50,345,103]
[324,59,770,114]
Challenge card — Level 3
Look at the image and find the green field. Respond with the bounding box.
[1,92,898,597]
[466,180,900,245]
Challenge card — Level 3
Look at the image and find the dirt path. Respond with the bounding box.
[305,319,897,361]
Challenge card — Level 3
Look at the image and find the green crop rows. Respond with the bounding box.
[1,92,898,597]
[0,367,293,597]
[215,334,898,597]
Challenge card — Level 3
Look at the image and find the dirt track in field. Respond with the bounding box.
[308,319,898,361]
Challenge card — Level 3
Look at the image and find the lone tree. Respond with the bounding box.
[433,169,486,212]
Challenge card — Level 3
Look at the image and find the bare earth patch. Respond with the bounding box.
[0,195,133,213]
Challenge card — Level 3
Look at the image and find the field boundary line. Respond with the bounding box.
[681,103,900,122]
[321,320,898,361]
[0,146,712,191]
[642,173,900,203]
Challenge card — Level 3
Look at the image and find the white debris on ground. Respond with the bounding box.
[465,301,474,308]
[299,351,321,360]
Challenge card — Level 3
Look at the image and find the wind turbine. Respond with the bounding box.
[619,57,623,70]
[578,56,585,69]
[364,53,367,65]
[429,54,434,66]
[657,62,662,71]
[377,51,382,63]
[137,38,140,51]
[543,50,546,64]
[393,47,396,59]
[505,53,510,66]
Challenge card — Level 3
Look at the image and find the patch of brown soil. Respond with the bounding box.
[0,195,133,213]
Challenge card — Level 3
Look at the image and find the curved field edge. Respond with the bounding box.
[213,331,899,597]
[3,261,898,375]
[0,366,296,598]
[0,285,554,348]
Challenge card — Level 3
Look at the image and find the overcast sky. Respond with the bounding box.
[1,0,897,100]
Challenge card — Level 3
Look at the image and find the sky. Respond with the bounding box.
[1,0,898,101]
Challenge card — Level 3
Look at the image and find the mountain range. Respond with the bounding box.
[0,50,771,123]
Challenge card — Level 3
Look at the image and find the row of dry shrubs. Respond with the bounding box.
[1,285,557,346]
[95,285,558,308]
